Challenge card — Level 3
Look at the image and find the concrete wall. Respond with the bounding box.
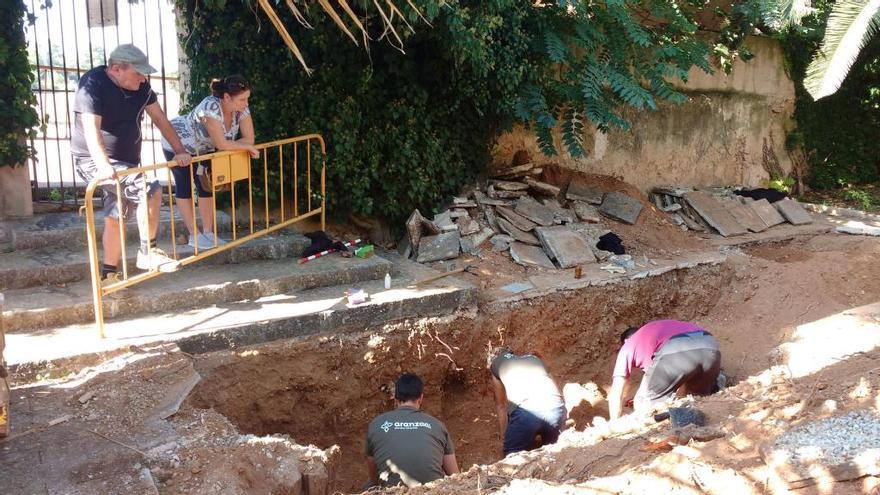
[0,165,34,219]
[491,36,796,192]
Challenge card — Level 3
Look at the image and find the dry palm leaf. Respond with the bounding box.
[386,0,415,34]
[406,0,432,27]
[285,0,314,29]
[338,0,370,41]
[257,0,313,74]
[317,0,359,45]
[373,0,405,52]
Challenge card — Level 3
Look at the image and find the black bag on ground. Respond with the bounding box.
[302,231,349,258]
[596,232,625,255]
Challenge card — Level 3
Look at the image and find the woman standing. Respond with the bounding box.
[161,75,258,248]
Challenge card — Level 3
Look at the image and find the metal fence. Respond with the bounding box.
[23,0,180,205]
[84,135,327,338]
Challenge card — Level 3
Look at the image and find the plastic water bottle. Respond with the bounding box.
[384,273,391,289]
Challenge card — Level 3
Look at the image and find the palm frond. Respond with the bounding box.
[804,0,880,100]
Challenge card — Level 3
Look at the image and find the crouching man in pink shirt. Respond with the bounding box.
[608,320,721,421]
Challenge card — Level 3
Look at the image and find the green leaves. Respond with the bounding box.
[0,0,39,168]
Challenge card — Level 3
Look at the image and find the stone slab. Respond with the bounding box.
[460,227,494,254]
[491,180,528,191]
[573,202,601,223]
[449,209,469,218]
[722,199,768,233]
[541,199,576,224]
[455,216,480,236]
[526,179,560,197]
[509,242,555,269]
[416,231,461,263]
[566,181,604,204]
[490,189,528,199]
[836,221,880,236]
[515,197,555,226]
[492,163,534,179]
[775,198,813,225]
[598,192,643,225]
[497,218,540,246]
[2,254,394,332]
[534,226,596,268]
[4,257,477,368]
[749,199,787,228]
[683,191,747,237]
[433,211,457,232]
[496,206,537,231]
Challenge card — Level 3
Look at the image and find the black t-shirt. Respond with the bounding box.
[71,66,157,164]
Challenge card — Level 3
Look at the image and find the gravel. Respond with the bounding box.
[772,409,880,467]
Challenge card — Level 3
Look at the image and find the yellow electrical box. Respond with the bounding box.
[211,151,250,188]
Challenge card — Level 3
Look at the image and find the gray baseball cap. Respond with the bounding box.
[108,44,157,75]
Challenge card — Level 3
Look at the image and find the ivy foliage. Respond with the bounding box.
[176,0,763,222]
[0,0,39,168]
[779,0,880,189]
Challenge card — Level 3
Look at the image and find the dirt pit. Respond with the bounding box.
[187,263,732,493]
[183,234,880,494]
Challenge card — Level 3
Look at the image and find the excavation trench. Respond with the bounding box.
[187,262,733,493]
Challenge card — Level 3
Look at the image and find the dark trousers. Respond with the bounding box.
[503,406,565,456]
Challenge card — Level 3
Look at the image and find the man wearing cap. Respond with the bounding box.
[72,44,192,280]
[608,320,722,421]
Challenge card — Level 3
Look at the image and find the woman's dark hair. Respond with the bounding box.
[210,74,250,98]
[394,373,424,402]
[620,326,640,345]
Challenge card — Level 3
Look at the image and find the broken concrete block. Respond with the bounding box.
[683,191,747,236]
[456,216,480,236]
[749,199,785,227]
[492,180,529,191]
[416,231,461,263]
[534,225,597,268]
[515,197,556,226]
[661,203,682,213]
[573,202,602,223]
[433,211,458,232]
[449,209,470,218]
[453,196,471,204]
[509,242,556,269]
[566,181,604,204]
[542,199,576,224]
[460,227,494,254]
[837,222,880,236]
[775,198,813,225]
[496,205,537,231]
[599,192,644,225]
[406,209,425,249]
[526,178,561,198]
[497,218,540,245]
[477,197,511,207]
[722,199,768,233]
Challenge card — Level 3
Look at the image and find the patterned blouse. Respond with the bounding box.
[161,95,251,156]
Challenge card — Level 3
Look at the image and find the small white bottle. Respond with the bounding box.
[384,272,391,289]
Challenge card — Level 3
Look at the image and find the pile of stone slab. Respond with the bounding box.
[400,165,646,270]
[651,187,813,237]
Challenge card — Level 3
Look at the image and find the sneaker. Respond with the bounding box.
[101,272,131,299]
[136,247,180,273]
[188,233,227,249]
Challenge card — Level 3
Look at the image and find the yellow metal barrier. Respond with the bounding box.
[84,134,327,338]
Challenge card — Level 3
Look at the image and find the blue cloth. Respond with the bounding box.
[503,406,565,456]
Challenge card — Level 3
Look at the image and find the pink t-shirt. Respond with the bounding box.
[612,320,705,378]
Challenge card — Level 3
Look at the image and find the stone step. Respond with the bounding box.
[2,207,241,251]
[5,255,476,377]
[0,231,310,291]
[2,253,391,332]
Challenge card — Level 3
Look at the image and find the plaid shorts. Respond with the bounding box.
[75,157,160,220]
